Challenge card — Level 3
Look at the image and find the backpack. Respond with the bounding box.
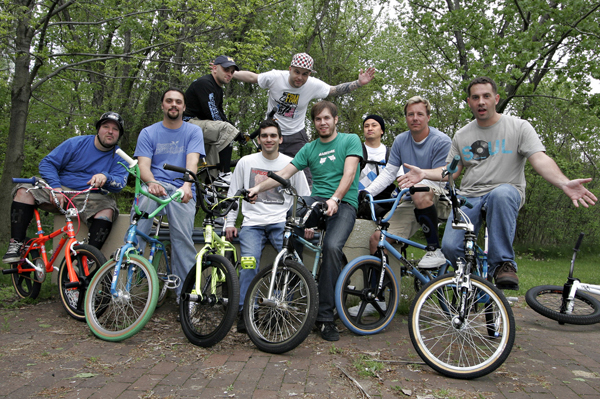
[360,143,396,205]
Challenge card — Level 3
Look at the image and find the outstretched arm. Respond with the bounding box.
[396,163,457,189]
[328,67,375,96]
[232,70,259,84]
[528,152,597,208]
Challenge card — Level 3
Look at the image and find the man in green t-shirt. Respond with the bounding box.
[248,101,362,341]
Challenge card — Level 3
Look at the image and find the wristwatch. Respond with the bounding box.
[330,196,341,205]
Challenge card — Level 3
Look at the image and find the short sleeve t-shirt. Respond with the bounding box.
[257,70,330,135]
[292,133,362,209]
[447,114,545,206]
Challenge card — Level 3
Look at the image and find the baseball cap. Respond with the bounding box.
[214,55,239,71]
[290,53,316,73]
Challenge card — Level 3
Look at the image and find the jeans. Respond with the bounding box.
[133,182,197,297]
[238,223,285,310]
[295,196,356,322]
[441,184,521,276]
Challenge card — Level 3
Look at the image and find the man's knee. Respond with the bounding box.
[412,190,434,208]
[94,209,114,221]
[14,188,35,205]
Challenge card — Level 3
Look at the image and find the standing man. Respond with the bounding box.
[225,119,310,333]
[134,88,205,298]
[4,112,128,262]
[233,53,375,158]
[184,55,240,182]
[248,101,362,341]
[398,77,596,289]
[362,97,451,268]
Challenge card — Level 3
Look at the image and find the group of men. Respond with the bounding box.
[4,51,597,343]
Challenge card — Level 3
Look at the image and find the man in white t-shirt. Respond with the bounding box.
[233,53,375,159]
[225,119,310,333]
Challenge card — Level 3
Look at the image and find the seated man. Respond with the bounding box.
[362,97,451,268]
[225,119,310,333]
[4,112,128,262]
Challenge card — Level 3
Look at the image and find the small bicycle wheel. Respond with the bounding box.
[244,259,319,354]
[525,285,600,325]
[154,248,170,308]
[409,273,515,379]
[180,254,239,347]
[85,254,159,341]
[58,244,106,321]
[11,244,42,299]
[335,256,399,335]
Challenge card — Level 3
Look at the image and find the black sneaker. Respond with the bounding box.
[3,239,24,264]
[317,321,339,341]
[494,262,519,290]
[237,311,246,334]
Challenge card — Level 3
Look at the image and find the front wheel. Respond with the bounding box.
[525,285,600,325]
[409,273,515,379]
[85,254,159,341]
[335,256,399,335]
[179,254,239,347]
[244,259,319,354]
[58,244,106,321]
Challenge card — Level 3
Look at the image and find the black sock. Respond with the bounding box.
[414,205,440,250]
[218,145,233,173]
[11,202,35,242]
[88,219,113,250]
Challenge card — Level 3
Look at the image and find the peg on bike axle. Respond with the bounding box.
[2,268,19,275]
[64,281,81,289]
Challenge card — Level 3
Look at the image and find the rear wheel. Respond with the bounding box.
[85,254,158,341]
[58,244,106,321]
[11,243,42,299]
[154,248,170,308]
[179,255,239,347]
[525,285,600,325]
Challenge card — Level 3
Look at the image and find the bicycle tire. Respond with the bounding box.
[58,244,106,321]
[85,254,159,341]
[179,254,239,347]
[11,244,42,299]
[335,256,399,335]
[409,273,515,379]
[525,285,600,325]
[154,249,170,308]
[244,259,319,354]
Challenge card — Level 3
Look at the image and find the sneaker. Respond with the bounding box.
[237,311,246,334]
[494,262,519,290]
[348,301,387,317]
[3,239,23,264]
[214,172,232,188]
[317,321,339,341]
[418,248,446,269]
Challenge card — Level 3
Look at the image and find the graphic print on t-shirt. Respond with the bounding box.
[462,139,512,162]
[156,141,184,155]
[276,92,300,118]
[250,167,285,205]
[208,93,222,121]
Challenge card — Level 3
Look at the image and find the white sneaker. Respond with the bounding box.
[348,301,387,317]
[418,248,446,269]
[216,172,232,185]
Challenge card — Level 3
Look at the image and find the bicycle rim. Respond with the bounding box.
[11,247,42,299]
[409,273,515,379]
[525,285,600,325]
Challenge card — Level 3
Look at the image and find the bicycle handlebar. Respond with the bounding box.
[12,177,37,184]
[249,108,278,140]
[116,148,137,168]
[267,171,291,190]
[447,155,460,174]
[574,232,585,251]
[163,163,188,174]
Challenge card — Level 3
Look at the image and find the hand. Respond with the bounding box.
[180,184,194,203]
[562,178,597,208]
[325,199,338,216]
[147,182,167,197]
[87,173,107,188]
[247,187,259,204]
[304,228,315,240]
[225,227,238,241]
[396,163,425,189]
[358,67,376,86]
[52,188,66,209]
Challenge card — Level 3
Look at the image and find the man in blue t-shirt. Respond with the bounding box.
[248,101,362,342]
[4,112,129,263]
[134,88,205,297]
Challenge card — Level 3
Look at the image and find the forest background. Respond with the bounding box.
[1,0,599,250]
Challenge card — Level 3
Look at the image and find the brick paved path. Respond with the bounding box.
[1,297,600,398]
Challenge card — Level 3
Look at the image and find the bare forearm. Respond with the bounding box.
[232,71,258,83]
[328,80,361,96]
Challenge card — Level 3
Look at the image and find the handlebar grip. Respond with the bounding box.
[267,107,277,119]
[447,155,461,174]
[574,232,585,251]
[163,163,188,174]
[267,171,291,189]
[249,128,261,140]
[409,187,430,194]
[115,149,137,168]
[12,177,37,184]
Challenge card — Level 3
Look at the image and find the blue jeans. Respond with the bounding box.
[133,182,197,297]
[238,223,285,310]
[296,196,356,322]
[441,184,521,276]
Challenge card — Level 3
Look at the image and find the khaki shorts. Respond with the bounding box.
[12,182,119,226]
[187,118,239,171]
[386,182,450,240]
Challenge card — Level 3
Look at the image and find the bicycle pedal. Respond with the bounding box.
[505,296,519,305]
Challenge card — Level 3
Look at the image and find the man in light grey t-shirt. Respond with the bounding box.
[395,76,596,290]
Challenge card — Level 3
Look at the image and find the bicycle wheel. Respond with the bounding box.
[244,259,318,354]
[154,248,170,308]
[409,273,515,379]
[85,254,159,341]
[180,254,239,347]
[58,244,106,321]
[11,244,42,299]
[335,256,399,335]
[525,285,600,325]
